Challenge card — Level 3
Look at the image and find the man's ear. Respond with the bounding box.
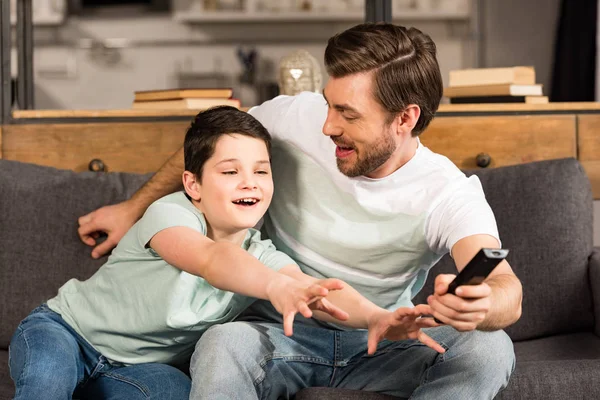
[395,104,421,135]
[182,171,201,201]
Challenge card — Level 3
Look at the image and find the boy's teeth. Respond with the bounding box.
[234,198,258,204]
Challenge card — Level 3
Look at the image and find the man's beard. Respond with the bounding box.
[336,132,397,177]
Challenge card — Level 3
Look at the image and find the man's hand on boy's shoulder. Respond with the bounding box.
[366,304,445,355]
[78,200,140,259]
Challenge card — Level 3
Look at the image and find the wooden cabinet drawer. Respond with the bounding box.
[2,121,189,173]
[421,115,577,170]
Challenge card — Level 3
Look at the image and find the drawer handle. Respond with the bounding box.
[476,153,491,168]
[88,158,107,172]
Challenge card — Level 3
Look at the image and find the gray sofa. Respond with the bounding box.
[0,157,599,399]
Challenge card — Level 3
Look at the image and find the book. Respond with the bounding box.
[134,88,234,102]
[448,67,536,87]
[444,84,543,98]
[131,97,241,110]
[449,95,549,104]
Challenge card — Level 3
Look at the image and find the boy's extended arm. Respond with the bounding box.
[78,147,185,258]
[149,226,344,336]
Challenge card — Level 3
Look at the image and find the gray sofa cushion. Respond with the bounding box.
[497,333,600,399]
[0,351,10,400]
[0,159,151,349]
[413,158,594,342]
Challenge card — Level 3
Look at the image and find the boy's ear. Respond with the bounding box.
[182,171,201,201]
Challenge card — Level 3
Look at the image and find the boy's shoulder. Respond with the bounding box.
[141,191,207,233]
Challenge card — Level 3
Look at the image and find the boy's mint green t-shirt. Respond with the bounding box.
[47,192,294,366]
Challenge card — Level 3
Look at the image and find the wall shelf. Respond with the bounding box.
[172,9,471,23]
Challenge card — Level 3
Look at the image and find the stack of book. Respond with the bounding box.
[131,88,240,110]
[444,66,548,104]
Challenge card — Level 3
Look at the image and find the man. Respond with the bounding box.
[79,23,522,399]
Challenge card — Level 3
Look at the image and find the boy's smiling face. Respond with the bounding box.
[195,134,273,235]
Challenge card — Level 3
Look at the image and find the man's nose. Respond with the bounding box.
[322,109,342,137]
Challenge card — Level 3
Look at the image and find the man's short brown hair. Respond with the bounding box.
[324,23,443,136]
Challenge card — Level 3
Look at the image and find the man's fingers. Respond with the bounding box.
[313,299,349,321]
[433,274,456,295]
[91,239,117,259]
[417,330,445,353]
[428,295,489,321]
[78,212,93,226]
[316,278,345,291]
[80,234,96,247]
[454,283,492,299]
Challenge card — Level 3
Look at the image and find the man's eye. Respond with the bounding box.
[222,171,237,175]
[343,115,357,121]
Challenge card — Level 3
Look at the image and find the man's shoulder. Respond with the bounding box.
[249,92,326,132]
[415,144,465,180]
[250,91,325,114]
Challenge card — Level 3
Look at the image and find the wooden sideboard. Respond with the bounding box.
[2,103,600,199]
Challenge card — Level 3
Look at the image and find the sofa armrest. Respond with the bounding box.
[589,248,600,336]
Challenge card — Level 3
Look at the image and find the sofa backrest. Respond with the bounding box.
[0,160,151,349]
[413,158,595,341]
[0,158,594,348]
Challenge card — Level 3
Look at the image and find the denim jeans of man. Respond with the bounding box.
[189,300,515,400]
[8,304,191,400]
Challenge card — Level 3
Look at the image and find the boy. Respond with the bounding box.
[8,106,350,399]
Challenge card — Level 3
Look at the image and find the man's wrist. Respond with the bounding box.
[366,306,390,329]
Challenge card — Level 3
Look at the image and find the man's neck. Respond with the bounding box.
[366,137,419,179]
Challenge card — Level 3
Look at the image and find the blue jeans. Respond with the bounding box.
[189,301,515,400]
[8,304,191,400]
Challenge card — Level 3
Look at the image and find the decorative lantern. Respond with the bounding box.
[277,50,323,96]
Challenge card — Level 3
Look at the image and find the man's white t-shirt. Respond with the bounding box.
[249,92,500,310]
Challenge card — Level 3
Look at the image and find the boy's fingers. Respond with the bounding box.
[416,317,441,328]
[413,304,434,316]
[367,330,380,355]
[417,331,445,353]
[283,311,296,337]
[297,302,313,319]
[306,284,329,298]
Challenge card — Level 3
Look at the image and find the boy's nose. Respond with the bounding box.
[239,174,257,189]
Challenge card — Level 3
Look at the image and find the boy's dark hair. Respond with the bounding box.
[324,23,443,136]
[184,106,271,180]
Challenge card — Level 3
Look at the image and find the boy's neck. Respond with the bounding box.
[206,225,248,247]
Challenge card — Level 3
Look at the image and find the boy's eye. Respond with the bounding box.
[255,170,269,175]
[222,171,237,175]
